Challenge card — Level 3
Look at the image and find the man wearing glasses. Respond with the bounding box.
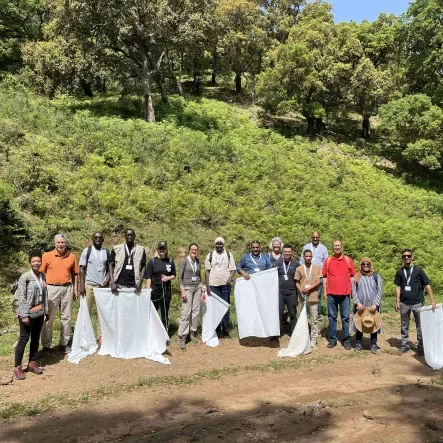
[394,249,436,357]
[301,231,328,320]
[322,240,356,350]
[79,232,111,344]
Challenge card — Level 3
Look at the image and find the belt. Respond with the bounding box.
[47,283,71,287]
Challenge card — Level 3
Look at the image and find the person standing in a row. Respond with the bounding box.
[146,241,176,332]
[205,237,236,338]
[178,243,203,350]
[40,233,78,354]
[237,240,272,279]
[109,229,146,293]
[268,237,283,267]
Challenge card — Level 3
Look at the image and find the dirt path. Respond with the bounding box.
[1,331,443,443]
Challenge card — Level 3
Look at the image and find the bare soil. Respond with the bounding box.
[1,328,443,443]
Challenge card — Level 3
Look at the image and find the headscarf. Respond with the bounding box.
[269,237,283,251]
[215,237,225,245]
[354,257,374,283]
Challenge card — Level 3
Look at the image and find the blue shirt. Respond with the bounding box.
[237,253,272,274]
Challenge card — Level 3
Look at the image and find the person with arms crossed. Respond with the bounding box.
[79,232,111,344]
[301,231,328,320]
[40,233,78,355]
[146,241,176,332]
[295,249,322,348]
[394,249,436,358]
[205,237,236,337]
[109,229,146,293]
[322,240,356,350]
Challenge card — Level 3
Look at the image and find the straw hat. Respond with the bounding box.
[354,308,382,334]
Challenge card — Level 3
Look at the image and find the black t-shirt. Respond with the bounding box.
[145,257,176,287]
[277,259,300,294]
[110,247,147,288]
[394,265,430,305]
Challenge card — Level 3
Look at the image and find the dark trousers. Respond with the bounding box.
[15,315,44,367]
[328,295,350,343]
[210,285,231,331]
[152,285,172,331]
[279,292,298,332]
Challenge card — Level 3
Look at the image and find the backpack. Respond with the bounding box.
[208,250,231,265]
[85,246,111,270]
[10,271,32,313]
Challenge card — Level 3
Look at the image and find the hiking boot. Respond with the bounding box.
[327,341,337,348]
[354,343,362,352]
[189,333,200,344]
[178,337,186,350]
[13,366,26,380]
[371,345,378,355]
[343,341,352,351]
[27,361,43,375]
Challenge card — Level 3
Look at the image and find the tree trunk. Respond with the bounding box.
[235,72,242,94]
[80,80,93,97]
[154,73,169,104]
[306,116,315,136]
[142,58,155,123]
[362,116,370,138]
[315,118,325,133]
[211,71,216,86]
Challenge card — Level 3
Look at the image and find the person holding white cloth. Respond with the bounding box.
[178,243,205,350]
[236,240,272,280]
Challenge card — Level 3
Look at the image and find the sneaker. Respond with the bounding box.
[189,333,200,344]
[399,347,409,354]
[13,366,26,380]
[371,345,378,355]
[327,341,337,348]
[58,345,69,354]
[354,343,362,352]
[343,341,352,351]
[178,337,186,350]
[27,361,43,375]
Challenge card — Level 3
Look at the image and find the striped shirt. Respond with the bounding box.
[352,274,382,307]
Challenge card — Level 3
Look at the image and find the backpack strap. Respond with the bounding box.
[209,251,213,264]
[85,246,92,265]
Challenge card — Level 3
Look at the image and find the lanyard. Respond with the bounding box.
[92,246,104,263]
[31,271,43,296]
[187,256,197,275]
[403,265,414,286]
[303,265,312,282]
[250,253,261,266]
[283,261,291,276]
[125,244,134,265]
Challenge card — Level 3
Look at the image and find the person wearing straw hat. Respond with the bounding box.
[352,257,383,354]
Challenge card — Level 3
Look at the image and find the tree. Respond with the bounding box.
[216,0,268,94]
[379,94,443,170]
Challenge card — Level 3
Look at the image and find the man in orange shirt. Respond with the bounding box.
[40,233,78,354]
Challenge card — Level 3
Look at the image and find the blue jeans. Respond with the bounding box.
[210,285,231,331]
[328,295,350,343]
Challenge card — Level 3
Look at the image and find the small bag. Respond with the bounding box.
[29,304,44,319]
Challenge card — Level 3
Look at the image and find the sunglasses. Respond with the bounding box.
[312,237,320,239]
[361,262,370,266]
[402,254,412,259]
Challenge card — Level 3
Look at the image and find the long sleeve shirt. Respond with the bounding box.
[17,270,48,318]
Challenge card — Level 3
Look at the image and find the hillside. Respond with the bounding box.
[1,84,443,325]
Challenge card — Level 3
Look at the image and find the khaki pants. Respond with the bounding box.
[41,284,73,348]
[85,284,101,339]
[178,285,201,337]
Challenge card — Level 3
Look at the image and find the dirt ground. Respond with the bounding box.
[1,327,443,443]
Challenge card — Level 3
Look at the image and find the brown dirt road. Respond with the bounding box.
[1,330,443,443]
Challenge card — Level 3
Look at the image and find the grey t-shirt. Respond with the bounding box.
[79,247,108,286]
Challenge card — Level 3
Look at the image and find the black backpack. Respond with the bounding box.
[208,250,231,264]
[84,246,111,270]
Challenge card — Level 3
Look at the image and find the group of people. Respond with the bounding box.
[12,229,437,381]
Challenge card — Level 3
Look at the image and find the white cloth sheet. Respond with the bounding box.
[234,268,280,339]
[200,293,229,347]
[420,303,443,370]
[68,295,98,364]
[278,302,312,358]
[94,288,170,365]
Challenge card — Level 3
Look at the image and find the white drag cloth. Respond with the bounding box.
[94,288,170,365]
[420,303,443,370]
[200,293,229,347]
[68,295,99,364]
[234,268,279,339]
[278,303,312,358]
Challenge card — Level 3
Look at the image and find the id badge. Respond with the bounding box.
[405,286,411,291]
[192,276,197,282]
[125,265,133,270]
[304,284,311,289]
[284,275,288,281]
[254,268,260,272]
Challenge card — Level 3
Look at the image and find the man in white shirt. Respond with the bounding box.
[205,237,236,337]
[300,231,328,320]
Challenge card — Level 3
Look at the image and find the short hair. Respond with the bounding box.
[250,240,260,246]
[303,249,312,255]
[402,248,412,254]
[283,244,293,250]
[54,233,67,242]
[28,249,42,262]
[126,229,136,235]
